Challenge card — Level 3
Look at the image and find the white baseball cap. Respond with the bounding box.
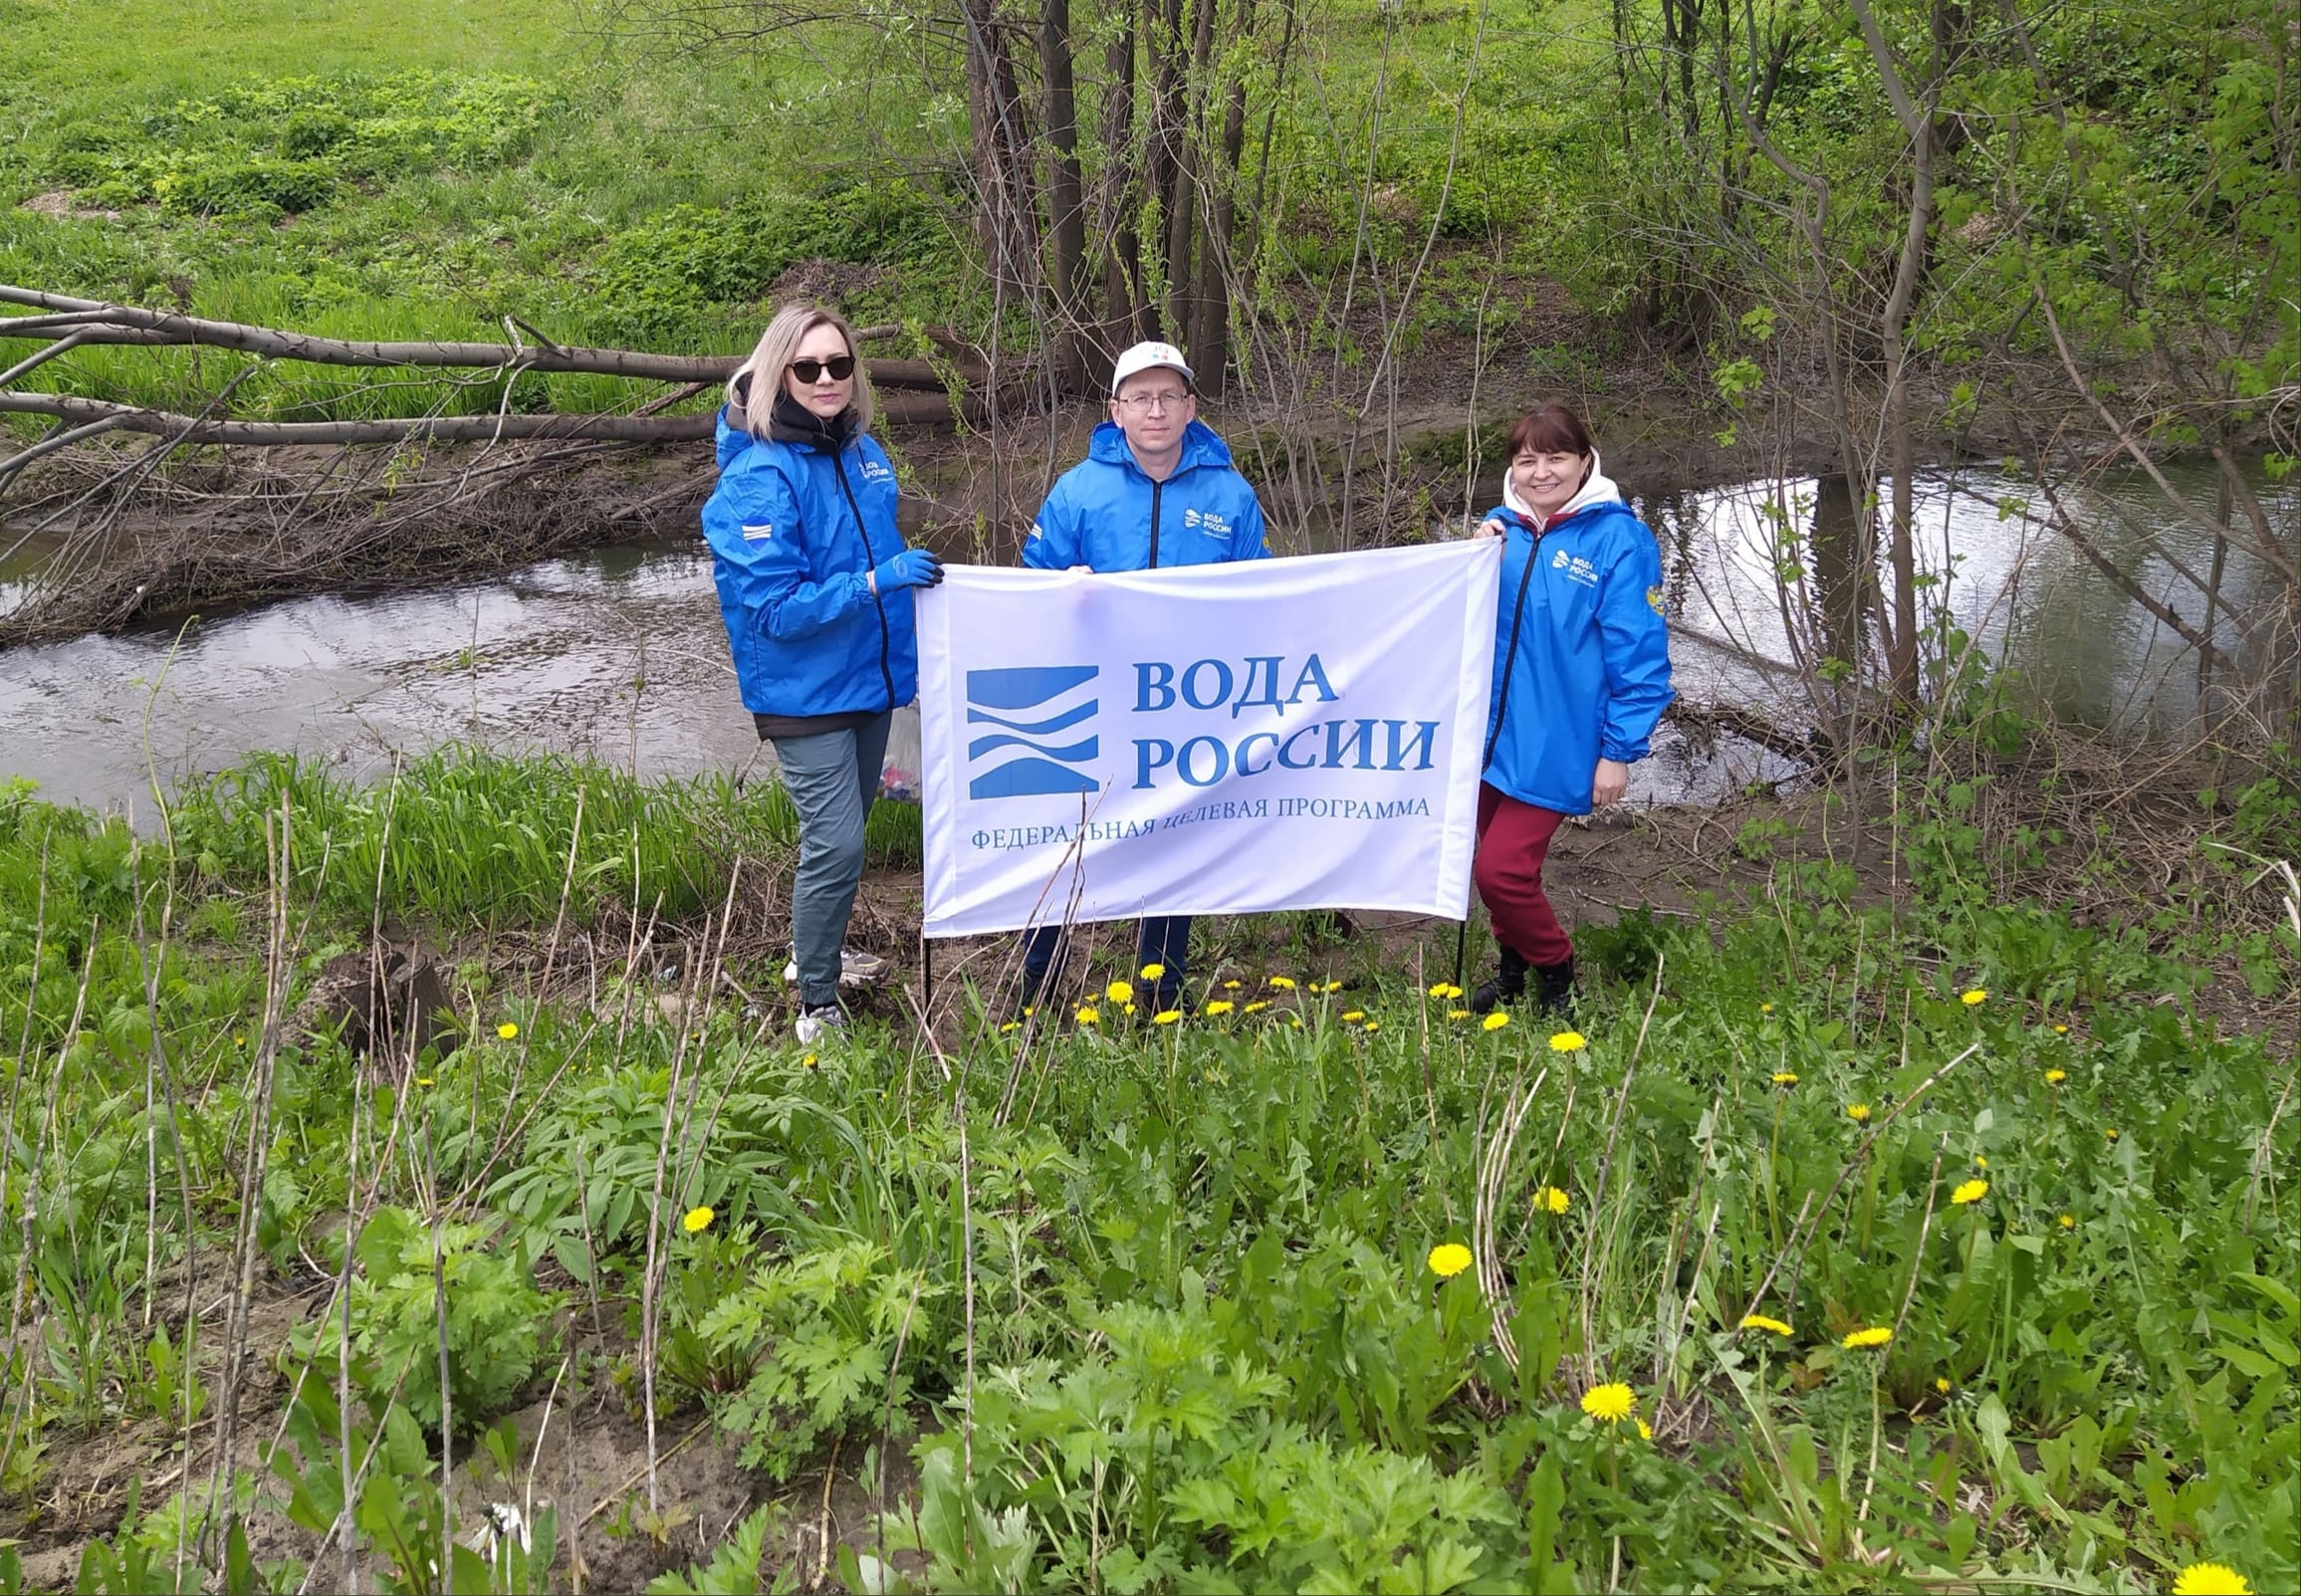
[1110,341,1194,395]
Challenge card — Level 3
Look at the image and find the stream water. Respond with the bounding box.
[1,459,2290,814]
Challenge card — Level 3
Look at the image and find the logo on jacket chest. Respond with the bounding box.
[858,458,895,485]
[1549,547,1599,587]
[1181,506,1231,538]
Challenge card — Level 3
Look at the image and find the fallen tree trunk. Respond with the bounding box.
[0,286,959,389]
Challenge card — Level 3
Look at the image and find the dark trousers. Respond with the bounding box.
[1473,783,1572,968]
[1021,916,1191,1003]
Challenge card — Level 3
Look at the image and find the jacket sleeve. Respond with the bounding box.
[709,462,871,641]
[1596,526,1675,763]
[1230,486,1271,561]
[1022,478,1078,570]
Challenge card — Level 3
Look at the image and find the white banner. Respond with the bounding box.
[918,541,1502,938]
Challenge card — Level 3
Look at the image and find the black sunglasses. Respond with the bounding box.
[789,355,856,382]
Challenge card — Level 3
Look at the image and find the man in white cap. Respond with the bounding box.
[1017,341,1270,1013]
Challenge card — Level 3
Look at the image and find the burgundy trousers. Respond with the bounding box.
[1474,783,1573,968]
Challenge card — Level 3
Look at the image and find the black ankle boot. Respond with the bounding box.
[1532,954,1576,1017]
[1470,947,1528,1015]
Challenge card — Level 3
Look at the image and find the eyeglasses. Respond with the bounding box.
[789,355,856,382]
[1114,390,1190,413]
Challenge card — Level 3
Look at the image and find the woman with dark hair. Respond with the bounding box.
[702,304,944,1043]
[1469,403,1674,1016]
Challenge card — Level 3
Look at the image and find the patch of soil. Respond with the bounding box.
[18,190,120,222]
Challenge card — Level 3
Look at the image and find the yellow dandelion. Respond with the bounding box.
[1936,1377,1952,1394]
[1362,1021,1380,1032]
[1268,976,1296,990]
[1960,989,1987,1006]
[1846,1102,1872,1123]
[497,1022,519,1040]
[1342,1010,1366,1023]
[1549,1029,1586,1052]
[1076,1006,1100,1026]
[1106,980,1134,1004]
[1223,980,1241,991]
[2044,1068,2067,1084]
[1974,1155,1988,1169]
[1760,1002,1775,1014]
[803,1052,818,1068]
[1153,1010,1182,1026]
[1636,1417,1654,1441]
[2173,1563,2252,1596]
[1139,963,1165,981]
[1448,1009,1472,1021]
[1243,1000,1270,1014]
[1772,1071,1799,1086]
[1322,980,1343,993]
[1952,1179,1988,1206]
[415,1076,435,1088]
[999,1021,1021,1033]
[1738,1314,1792,1336]
[1428,981,1463,999]
[1580,1383,1636,1424]
[1206,1000,1235,1016]
[1288,1016,1303,1028]
[1428,1243,1473,1277]
[1534,1185,1571,1215]
[1842,1326,1894,1350]
[2053,1023,2070,1034]
[2058,1213,2076,1230]
[2106,1127,2119,1141]
[1482,1012,1510,1031]
[1123,1002,1136,1016]
[682,1206,714,1234]
[1023,1005,1035,1017]
[233,1034,245,1046]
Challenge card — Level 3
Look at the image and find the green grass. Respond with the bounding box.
[0,751,2292,1592]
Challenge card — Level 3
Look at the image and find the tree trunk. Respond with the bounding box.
[1189,0,1256,394]
[1146,0,1188,339]
[1040,0,1091,389]
[1101,7,1146,345]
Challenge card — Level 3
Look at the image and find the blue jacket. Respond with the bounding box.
[1481,460,1675,814]
[1024,420,1269,570]
[701,406,919,719]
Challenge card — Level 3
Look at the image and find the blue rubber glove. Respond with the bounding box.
[870,549,944,592]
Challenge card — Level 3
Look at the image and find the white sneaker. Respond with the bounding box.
[783,948,890,989]
[794,1004,848,1044]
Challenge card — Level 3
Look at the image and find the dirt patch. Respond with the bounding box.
[18,190,120,222]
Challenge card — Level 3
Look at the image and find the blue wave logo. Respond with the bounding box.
[966,665,1099,798]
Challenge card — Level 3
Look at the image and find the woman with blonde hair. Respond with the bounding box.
[702,304,943,1042]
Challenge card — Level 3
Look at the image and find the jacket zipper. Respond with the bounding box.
[1146,478,1163,569]
[831,449,897,713]
[1484,515,1543,770]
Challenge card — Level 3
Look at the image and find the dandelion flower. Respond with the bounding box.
[1738,1314,1792,1336]
[1936,1377,1953,1394]
[1482,1012,1511,1031]
[803,1052,818,1068]
[1206,1000,1235,1016]
[1139,962,1165,981]
[1268,975,1296,990]
[1076,1006,1101,1026]
[1636,1417,1654,1441]
[1580,1383,1636,1425]
[1534,1185,1571,1215]
[2053,1023,2070,1034]
[999,1021,1021,1033]
[1428,981,1463,999]
[1153,1010,1182,1026]
[1448,1009,1472,1021]
[2173,1563,2252,1596]
[1342,1010,1366,1023]
[498,1022,520,1040]
[1223,980,1242,991]
[1960,989,1987,1006]
[1123,1003,1136,1017]
[233,1034,246,1046]
[1842,1326,1894,1350]
[1322,980,1343,993]
[1243,1000,1270,1014]
[1846,1103,1872,1123]
[1288,1016,1303,1028]
[2106,1127,2119,1141]
[2044,1068,2067,1084]
[2058,1213,2076,1230]
[682,1206,714,1234]
[1428,1243,1473,1277]
[1362,1021,1381,1032]
[1106,980,1134,1004]
[415,1077,435,1088]
[1973,1155,1988,1169]
[1772,1071,1799,1086]
[1951,1179,1988,1206]
[1760,1002,1775,1014]
[1549,1029,1587,1052]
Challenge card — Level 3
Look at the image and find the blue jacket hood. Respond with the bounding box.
[1027,420,1270,571]
[714,404,752,471]
[1480,455,1674,814]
